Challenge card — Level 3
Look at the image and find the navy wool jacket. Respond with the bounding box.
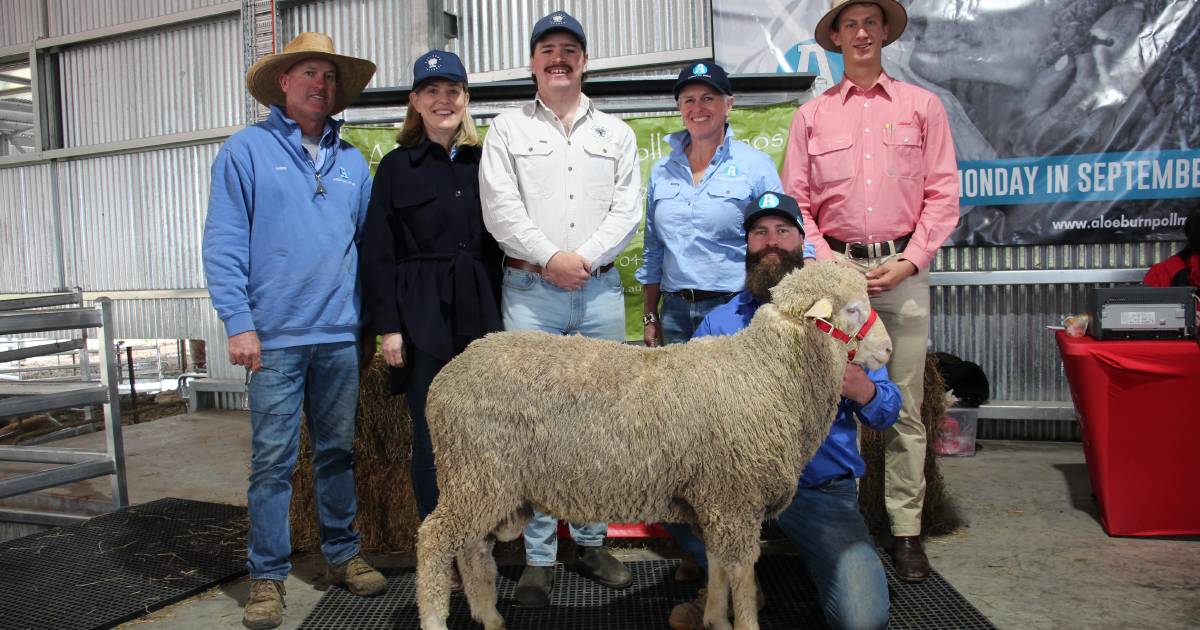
[360,139,503,391]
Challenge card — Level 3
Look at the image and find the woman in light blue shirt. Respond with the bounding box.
[636,60,798,346]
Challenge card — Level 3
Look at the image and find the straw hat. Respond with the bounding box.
[245,32,376,115]
[814,0,908,53]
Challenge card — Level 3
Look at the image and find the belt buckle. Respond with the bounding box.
[848,242,871,259]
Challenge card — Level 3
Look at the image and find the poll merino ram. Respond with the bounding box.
[416,262,892,630]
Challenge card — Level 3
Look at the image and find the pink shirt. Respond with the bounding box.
[782,72,960,270]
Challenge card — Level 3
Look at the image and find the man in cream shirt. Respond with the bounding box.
[479,9,640,610]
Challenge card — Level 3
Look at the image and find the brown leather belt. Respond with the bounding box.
[824,233,912,260]
[666,289,738,302]
[505,257,615,277]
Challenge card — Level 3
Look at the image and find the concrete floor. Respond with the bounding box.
[3,410,1198,629]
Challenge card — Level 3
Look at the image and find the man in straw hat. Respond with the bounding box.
[782,0,960,583]
[479,9,639,608]
[203,32,384,629]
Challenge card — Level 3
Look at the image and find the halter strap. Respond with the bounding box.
[812,308,879,361]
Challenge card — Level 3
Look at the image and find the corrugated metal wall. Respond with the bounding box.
[45,0,231,37]
[59,17,242,147]
[0,0,41,46]
[57,142,218,292]
[279,0,413,89]
[0,163,59,293]
[446,0,712,74]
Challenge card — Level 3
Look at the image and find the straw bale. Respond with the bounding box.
[289,354,421,553]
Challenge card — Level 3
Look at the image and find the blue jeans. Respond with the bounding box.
[502,266,625,564]
[246,341,362,581]
[667,478,889,630]
[660,292,734,344]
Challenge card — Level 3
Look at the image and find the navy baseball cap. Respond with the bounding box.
[530,11,586,53]
[673,59,732,100]
[412,50,467,89]
[743,192,805,235]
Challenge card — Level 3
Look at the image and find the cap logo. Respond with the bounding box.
[426,55,440,69]
[692,63,708,75]
[759,193,780,209]
[552,13,565,23]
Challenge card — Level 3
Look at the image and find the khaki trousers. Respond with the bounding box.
[835,252,930,536]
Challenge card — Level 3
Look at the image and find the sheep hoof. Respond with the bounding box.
[472,609,505,630]
[419,613,449,630]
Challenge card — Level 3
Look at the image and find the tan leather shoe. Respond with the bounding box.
[892,535,931,582]
[242,579,285,629]
[330,555,387,596]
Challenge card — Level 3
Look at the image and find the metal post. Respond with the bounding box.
[76,289,94,424]
[126,345,137,423]
[96,298,128,508]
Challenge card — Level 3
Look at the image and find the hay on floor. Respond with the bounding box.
[858,356,964,538]
[289,354,421,553]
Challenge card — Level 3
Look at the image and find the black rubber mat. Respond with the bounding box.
[300,554,994,629]
[0,497,248,630]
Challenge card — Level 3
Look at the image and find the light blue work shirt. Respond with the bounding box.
[636,126,813,292]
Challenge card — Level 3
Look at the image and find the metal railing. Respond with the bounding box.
[0,292,127,526]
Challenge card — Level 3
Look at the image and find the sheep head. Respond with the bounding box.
[768,262,893,371]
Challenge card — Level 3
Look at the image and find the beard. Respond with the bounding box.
[745,246,807,302]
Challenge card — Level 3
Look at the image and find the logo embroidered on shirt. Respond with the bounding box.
[758,193,780,209]
[274,166,288,171]
[592,126,608,140]
[332,167,356,185]
[725,163,738,177]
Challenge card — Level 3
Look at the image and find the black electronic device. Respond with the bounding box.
[1087,286,1196,340]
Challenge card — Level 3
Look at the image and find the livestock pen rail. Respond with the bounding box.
[0,292,127,526]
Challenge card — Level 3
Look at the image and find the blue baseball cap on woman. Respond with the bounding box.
[412,50,467,89]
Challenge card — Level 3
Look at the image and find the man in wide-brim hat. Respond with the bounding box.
[203,32,384,630]
[782,0,961,588]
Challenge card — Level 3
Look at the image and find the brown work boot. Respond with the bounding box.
[330,555,387,596]
[891,535,931,582]
[574,546,633,588]
[667,585,767,630]
[242,579,285,630]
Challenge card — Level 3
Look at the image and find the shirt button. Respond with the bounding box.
[864,128,870,133]
[528,146,534,151]
[867,207,874,212]
[455,190,462,197]
[458,241,467,248]
[568,166,573,171]
[865,154,871,160]
[569,194,574,199]
[570,222,575,228]
[867,179,872,185]
[864,102,869,108]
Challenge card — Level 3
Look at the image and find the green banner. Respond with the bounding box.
[344,101,798,341]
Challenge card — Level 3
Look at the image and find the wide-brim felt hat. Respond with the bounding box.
[245,32,376,115]
[814,0,907,53]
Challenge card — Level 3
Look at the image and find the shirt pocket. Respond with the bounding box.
[510,142,555,199]
[700,179,752,239]
[582,133,618,186]
[883,127,924,179]
[807,134,855,187]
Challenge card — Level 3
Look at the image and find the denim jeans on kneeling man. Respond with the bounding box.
[501,266,626,565]
[245,340,362,581]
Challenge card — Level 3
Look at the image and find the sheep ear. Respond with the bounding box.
[804,299,833,319]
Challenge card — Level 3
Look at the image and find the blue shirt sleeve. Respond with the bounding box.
[635,170,663,286]
[202,143,257,337]
[847,365,901,431]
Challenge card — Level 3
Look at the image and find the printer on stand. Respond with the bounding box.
[1086,286,1197,340]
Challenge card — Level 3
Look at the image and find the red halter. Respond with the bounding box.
[811,308,879,362]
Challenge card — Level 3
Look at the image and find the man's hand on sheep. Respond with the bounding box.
[381,332,406,368]
[865,258,918,296]
[228,331,262,372]
[841,363,877,405]
[543,250,593,291]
